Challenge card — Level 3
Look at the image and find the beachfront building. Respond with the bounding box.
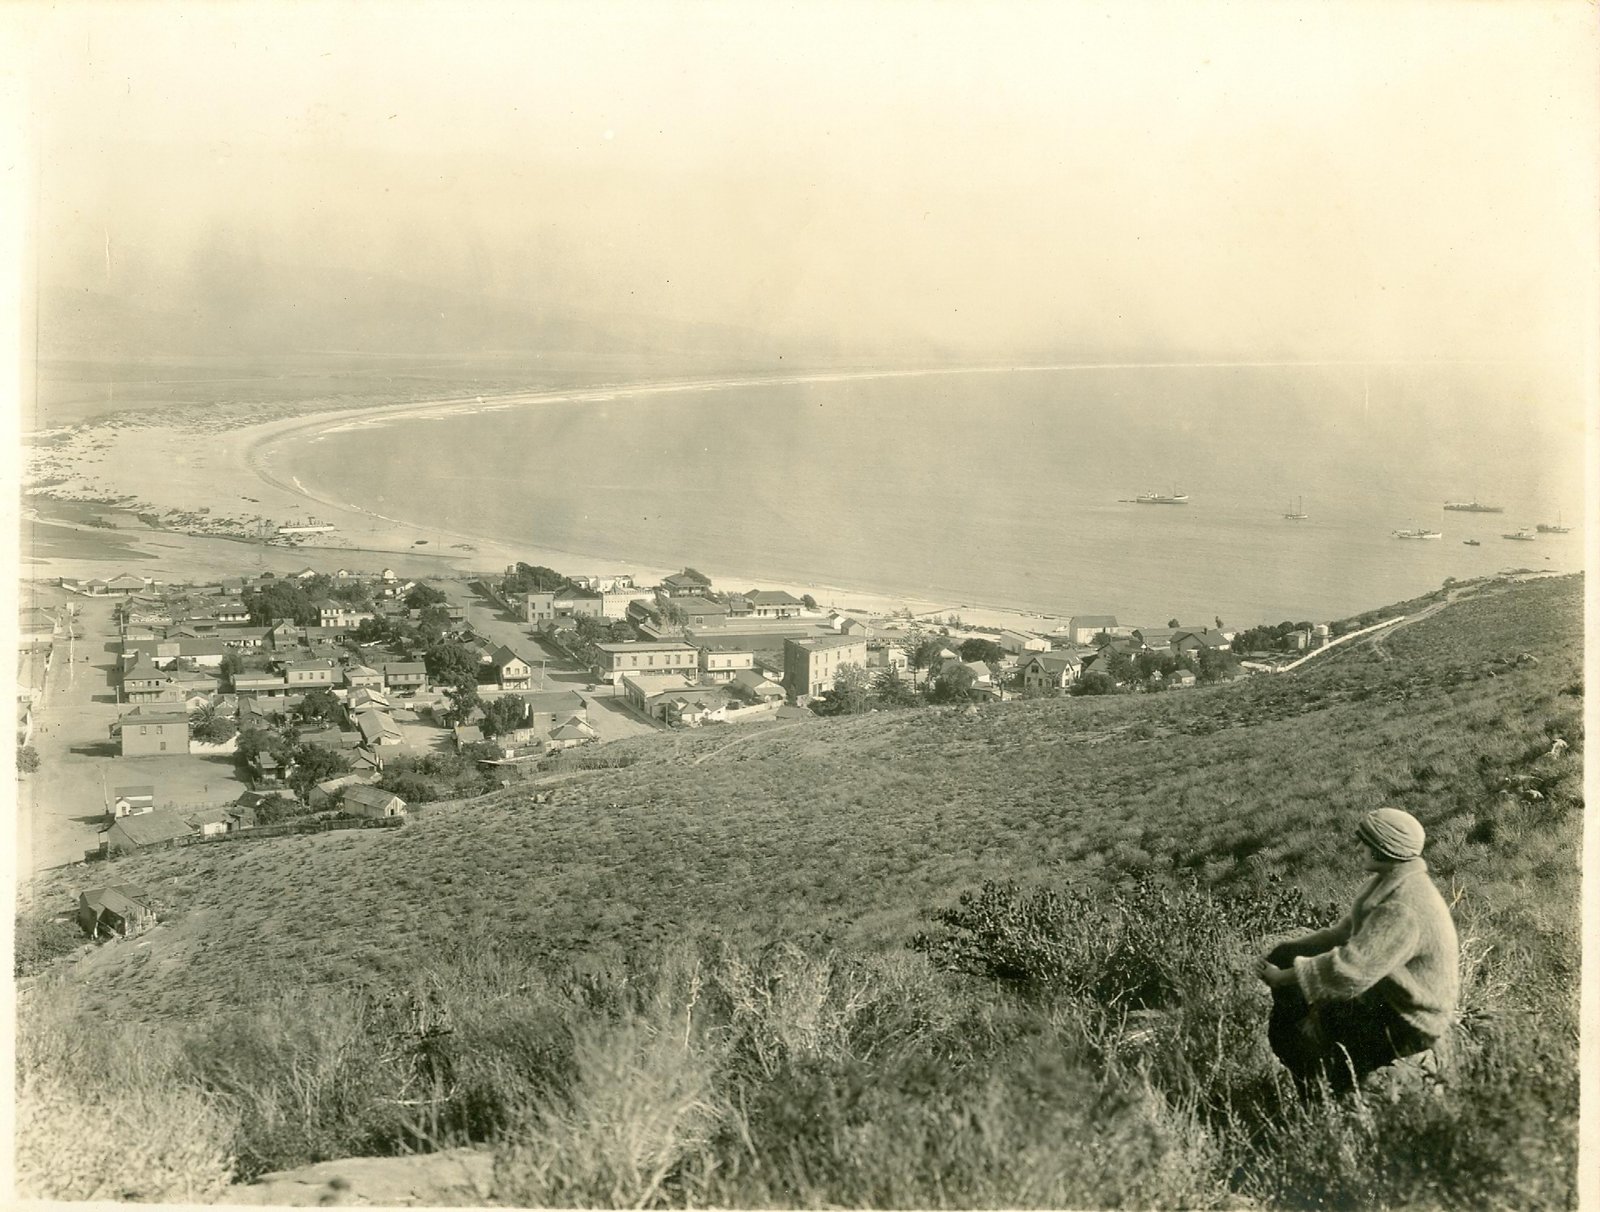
[660,569,713,597]
[999,630,1052,656]
[745,590,804,618]
[594,641,698,684]
[783,636,869,704]
[570,573,636,592]
[665,595,731,627]
[1066,616,1125,645]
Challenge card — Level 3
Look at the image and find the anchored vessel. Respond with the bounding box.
[1535,515,1571,534]
[1443,500,1504,513]
[1393,527,1443,540]
[1502,528,1536,542]
[1283,497,1308,520]
[1463,538,1481,546]
[1135,491,1189,505]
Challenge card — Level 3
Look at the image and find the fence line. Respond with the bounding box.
[175,816,404,846]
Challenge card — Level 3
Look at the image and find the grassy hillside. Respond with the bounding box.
[17,573,1583,1206]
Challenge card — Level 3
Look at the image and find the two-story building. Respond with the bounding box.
[745,589,804,618]
[524,592,557,625]
[112,707,191,757]
[490,646,534,690]
[382,662,429,695]
[233,671,290,697]
[318,601,375,631]
[282,659,339,690]
[783,636,869,703]
[660,569,713,597]
[1020,651,1084,694]
[594,641,698,684]
[344,663,385,690]
[697,645,755,682]
[553,586,604,619]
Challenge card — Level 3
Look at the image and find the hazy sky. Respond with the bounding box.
[14,0,1600,364]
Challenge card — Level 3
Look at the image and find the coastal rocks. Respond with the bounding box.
[217,1147,495,1207]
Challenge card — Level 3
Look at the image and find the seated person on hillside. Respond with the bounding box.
[1256,807,1460,1092]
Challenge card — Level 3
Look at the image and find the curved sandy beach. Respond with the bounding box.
[23,366,1093,631]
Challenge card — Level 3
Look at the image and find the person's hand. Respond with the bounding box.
[1256,960,1293,989]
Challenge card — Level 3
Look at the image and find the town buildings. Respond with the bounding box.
[783,635,869,703]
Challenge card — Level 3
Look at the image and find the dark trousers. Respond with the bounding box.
[1265,942,1432,1093]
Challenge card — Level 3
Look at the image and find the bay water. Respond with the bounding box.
[278,363,1585,629]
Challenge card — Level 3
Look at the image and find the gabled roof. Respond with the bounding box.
[1025,652,1082,672]
[344,784,405,812]
[745,589,803,606]
[383,661,427,675]
[1069,615,1119,629]
[108,811,195,846]
[663,569,712,588]
[490,645,528,667]
[1173,628,1231,648]
[353,709,403,743]
[80,884,153,917]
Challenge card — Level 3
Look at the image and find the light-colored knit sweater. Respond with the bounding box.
[1291,859,1460,1038]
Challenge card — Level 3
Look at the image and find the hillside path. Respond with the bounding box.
[689,720,807,765]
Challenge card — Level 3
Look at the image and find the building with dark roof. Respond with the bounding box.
[77,884,156,937]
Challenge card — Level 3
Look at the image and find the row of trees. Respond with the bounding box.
[1229,621,1315,654]
[501,563,569,596]
[234,726,353,804]
[811,663,991,715]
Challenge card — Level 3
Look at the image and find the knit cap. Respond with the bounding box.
[1357,807,1426,861]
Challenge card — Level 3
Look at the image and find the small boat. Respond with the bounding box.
[1536,514,1571,534]
[1444,500,1505,513]
[1463,539,1481,546]
[1502,529,1536,542]
[1283,496,1308,520]
[1393,527,1443,540]
[1136,490,1189,505]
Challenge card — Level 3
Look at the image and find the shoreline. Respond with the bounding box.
[22,366,1095,632]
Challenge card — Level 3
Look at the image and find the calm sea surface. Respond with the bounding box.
[279,364,1586,628]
